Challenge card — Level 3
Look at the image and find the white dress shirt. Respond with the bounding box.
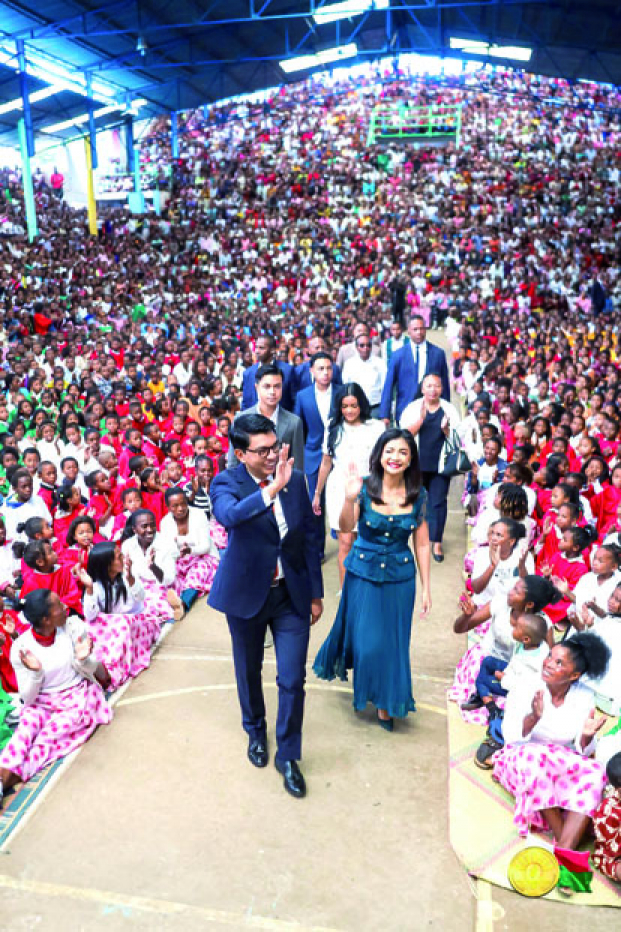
[314,385,333,426]
[341,354,387,405]
[250,470,287,582]
[411,340,427,379]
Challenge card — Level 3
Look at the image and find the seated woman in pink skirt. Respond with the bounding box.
[79,541,165,689]
[493,631,610,848]
[0,590,112,807]
[160,488,220,612]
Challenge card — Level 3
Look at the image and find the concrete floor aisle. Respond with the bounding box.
[0,454,615,929]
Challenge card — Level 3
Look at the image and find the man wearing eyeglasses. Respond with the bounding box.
[209,413,324,800]
[341,334,387,417]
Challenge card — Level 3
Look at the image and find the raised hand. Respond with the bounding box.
[531,689,544,721]
[344,462,363,502]
[74,566,94,591]
[459,592,475,616]
[580,603,594,629]
[581,709,607,743]
[20,649,42,672]
[273,443,294,492]
[551,575,569,595]
[74,633,93,662]
[489,542,501,568]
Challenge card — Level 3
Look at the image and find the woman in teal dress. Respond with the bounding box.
[313,428,431,730]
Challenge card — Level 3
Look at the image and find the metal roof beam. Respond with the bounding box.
[10,1,536,41]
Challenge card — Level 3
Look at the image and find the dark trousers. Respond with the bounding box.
[421,470,451,543]
[306,467,326,559]
[475,656,509,700]
[227,583,310,761]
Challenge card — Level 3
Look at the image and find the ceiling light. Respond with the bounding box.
[449,36,531,62]
[313,0,388,26]
[280,42,358,73]
[0,84,63,116]
[40,104,122,135]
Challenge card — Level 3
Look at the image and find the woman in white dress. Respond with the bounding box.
[312,383,384,586]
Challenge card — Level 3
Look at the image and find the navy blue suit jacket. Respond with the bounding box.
[293,360,342,398]
[242,360,294,412]
[293,385,333,477]
[378,341,450,422]
[208,465,323,620]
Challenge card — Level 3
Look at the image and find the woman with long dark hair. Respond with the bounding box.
[78,541,164,688]
[313,429,431,730]
[312,383,384,585]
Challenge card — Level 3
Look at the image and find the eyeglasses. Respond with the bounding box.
[246,441,280,459]
[357,342,371,348]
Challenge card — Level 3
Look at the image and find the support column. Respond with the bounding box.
[86,75,98,171]
[171,110,179,159]
[16,39,37,241]
[84,136,98,236]
[125,113,144,214]
[16,40,34,158]
[17,119,37,241]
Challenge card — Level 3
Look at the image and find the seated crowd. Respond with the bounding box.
[0,58,620,889]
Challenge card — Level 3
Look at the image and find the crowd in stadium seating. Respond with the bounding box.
[0,60,620,883]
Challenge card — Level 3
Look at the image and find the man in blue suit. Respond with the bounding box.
[209,414,324,799]
[378,314,450,424]
[294,351,335,560]
[292,335,342,399]
[241,334,294,412]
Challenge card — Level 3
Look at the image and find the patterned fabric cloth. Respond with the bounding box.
[173,552,218,598]
[447,626,505,725]
[592,788,621,880]
[0,680,112,781]
[88,608,161,689]
[492,741,607,836]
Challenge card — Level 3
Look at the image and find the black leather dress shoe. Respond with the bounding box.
[275,759,306,798]
[248,739,268,768]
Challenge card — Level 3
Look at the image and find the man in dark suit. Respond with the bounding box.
[242,334,294,411]
[227,364,305,469]
[293,351,335,560]
[209,414,324,799]
[378,314,450,424]
[293,335,342,399]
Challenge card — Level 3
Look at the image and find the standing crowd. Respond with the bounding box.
[0,58,620,889]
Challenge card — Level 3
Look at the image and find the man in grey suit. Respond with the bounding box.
[227,364,305,471]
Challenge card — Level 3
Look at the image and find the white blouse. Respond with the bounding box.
[121,534,177,587]
[502,678,597,754]
[160,506,219,559]
[322,419,385,476]
[569,571,621,620]
[11,616,99,705]
[83,574,145,622]
[480,594,515,662]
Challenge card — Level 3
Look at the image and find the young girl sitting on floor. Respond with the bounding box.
[21,540,84,617]
[541,525,595,630]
